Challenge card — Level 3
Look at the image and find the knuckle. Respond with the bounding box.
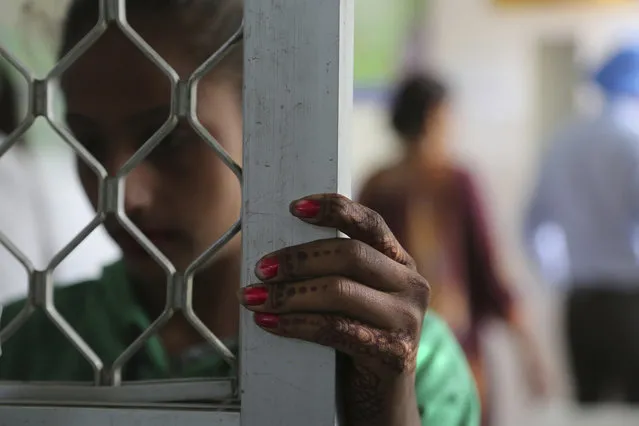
[408,275,431,311]
[378,235,402,260]
[330,193,351,205]
[360,205,388,235]
[331,277,355,301]
[378,233,396,251]
[367,207,387,230]
[278,247,300,278]
[343,239,369,264]
[329,195,366,229]
[382,331,418,373]
[397,303,424,334]
[268,283,293,310]
[404,253,418,270]
[330,194,351,217]
[361,207,412,265]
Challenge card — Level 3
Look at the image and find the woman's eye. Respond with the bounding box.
[151,129,191,159]
[163,133,185,150]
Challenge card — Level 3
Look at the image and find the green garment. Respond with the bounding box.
[0,262,480,425]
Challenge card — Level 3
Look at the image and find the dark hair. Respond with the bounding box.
[59,0,243,76]
[391,74,447,142]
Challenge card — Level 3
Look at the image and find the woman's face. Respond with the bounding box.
[61,29,242,284]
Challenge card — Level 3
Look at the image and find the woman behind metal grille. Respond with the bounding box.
[0,1,480,425]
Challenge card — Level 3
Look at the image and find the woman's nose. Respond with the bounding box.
[100,147,157,219]
[122,164,155,217]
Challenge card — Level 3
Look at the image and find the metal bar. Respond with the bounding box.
[47,20,108,80]
[0,304,35,345]
[114,212,176,275]
[0,117,35,158]
[45,117,108,181]
[44,307,104,384]
[115,117,178,177]
[101,9,181,385]
[182,221,241,371]
[241,1,354,425]
[186,21,244,180]
[180,22,245,372]
[0,42,34,85]
[0,0,355,423]
[184,221,242,278]
[187,116,242,182]
[0,379,235,404]
[27,8,113,383]
[46,215,104,271]
[0,231,34,274]
[110,311,173,386]
[0,406,240,426]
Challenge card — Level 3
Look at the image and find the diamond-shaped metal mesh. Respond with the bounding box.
[0,0,242,403]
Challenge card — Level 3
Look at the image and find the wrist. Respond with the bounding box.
[342,367,420,426]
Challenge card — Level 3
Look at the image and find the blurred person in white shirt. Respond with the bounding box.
[525,43,639,405]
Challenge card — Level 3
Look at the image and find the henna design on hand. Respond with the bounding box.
[313,316,417,374]
[269,194,428,424]
[313,194,416,269]
[267,248,341,309]
[343,363,385,422]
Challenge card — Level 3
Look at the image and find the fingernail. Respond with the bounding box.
[257,256,279,279]
[293,199,321,218]
[242,286,268,306]
[254,313,280,329]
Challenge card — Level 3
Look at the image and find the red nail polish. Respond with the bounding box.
[243,286,268,306]
[257,256,279,279]
[254,313,280,329]
[294,199,321,218]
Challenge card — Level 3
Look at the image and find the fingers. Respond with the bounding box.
[241,193,429,377]
[254,237,424,294]
[289,194,415,269]
[240,277,418,330]
[252,313,418,374]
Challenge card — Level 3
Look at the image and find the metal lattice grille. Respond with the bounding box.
[0,0,242,404]
[0,0,353,423]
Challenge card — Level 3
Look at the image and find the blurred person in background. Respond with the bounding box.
[525,44,639,406]
[359,74,547,425]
